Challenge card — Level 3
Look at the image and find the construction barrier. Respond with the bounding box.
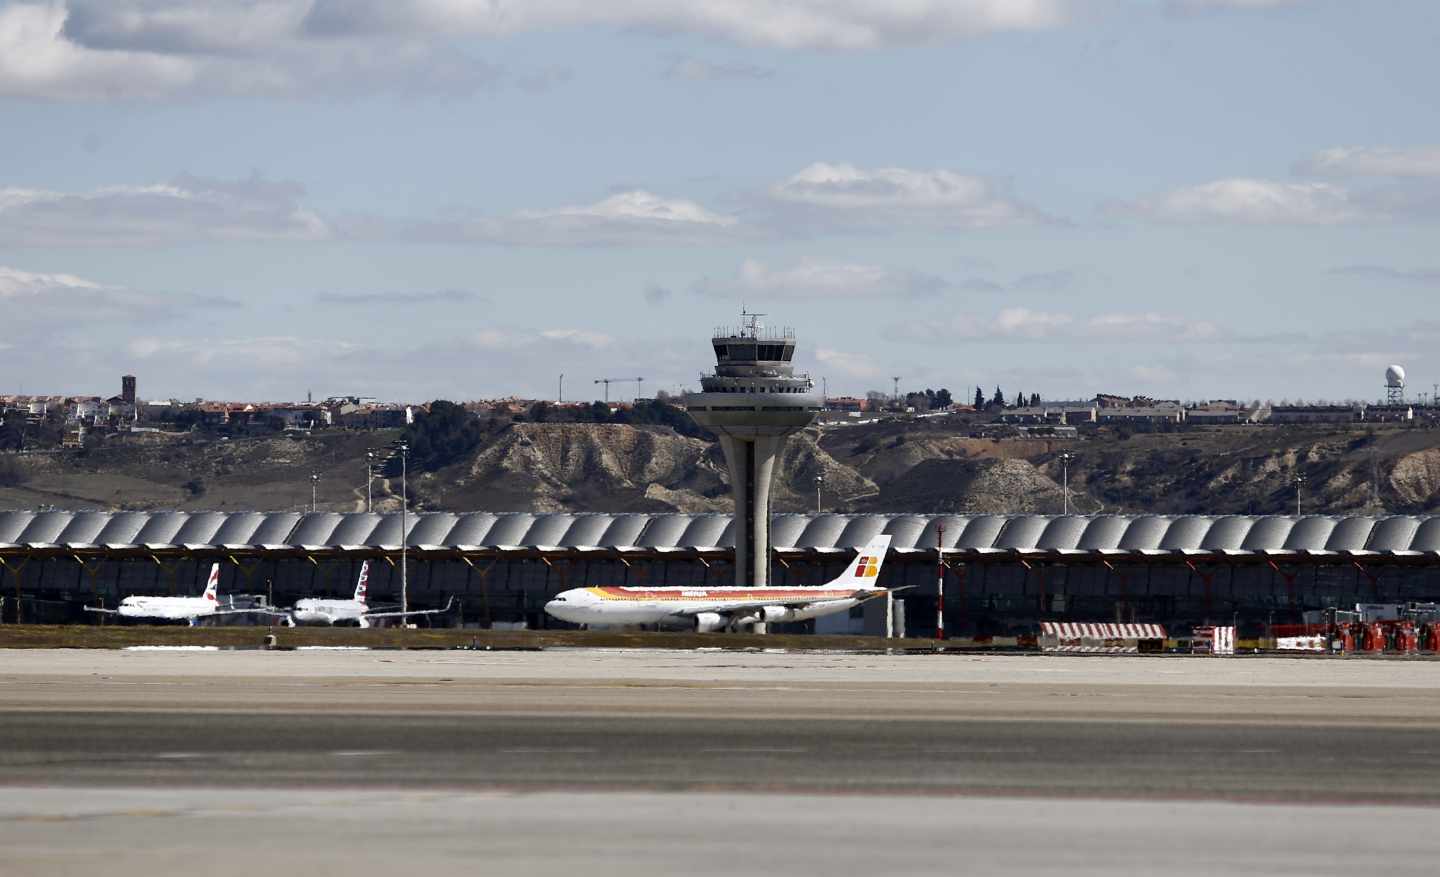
[1190,625,1237,655]
[1394,622,1419,654]
[1212,626,1235,656]
[1277,635,1328,652]
[1423,624,1440,653]
[1359,622,1387,653]
[1039,622,1167,653]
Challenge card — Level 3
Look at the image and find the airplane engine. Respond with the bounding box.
[692,612,727,633]
[759,606,799,624]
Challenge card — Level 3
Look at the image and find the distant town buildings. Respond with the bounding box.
[3,370,1438,454]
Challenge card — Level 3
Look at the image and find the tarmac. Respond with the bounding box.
[3,649,1440,875]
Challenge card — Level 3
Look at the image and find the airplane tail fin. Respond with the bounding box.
[202,563,220,602]
[824,535,892,590]
[353,560,370,604]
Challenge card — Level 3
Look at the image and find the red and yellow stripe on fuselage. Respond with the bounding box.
[585,587,854,602]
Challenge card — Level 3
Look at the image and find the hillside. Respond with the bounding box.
[5,419,1440,518]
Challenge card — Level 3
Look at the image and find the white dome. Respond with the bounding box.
[1385,364,1407,387]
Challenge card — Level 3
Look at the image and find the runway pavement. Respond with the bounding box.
[2,649,1439,875]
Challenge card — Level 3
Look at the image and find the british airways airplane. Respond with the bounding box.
[545,535,899,632]
[280,561,452,627]
[85,563,270,625]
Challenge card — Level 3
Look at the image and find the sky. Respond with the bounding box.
[1,0,1437,405]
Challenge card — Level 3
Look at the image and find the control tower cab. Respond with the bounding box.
[685,312,823,588]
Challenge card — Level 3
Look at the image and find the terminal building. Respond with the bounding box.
[3,510,1440,635]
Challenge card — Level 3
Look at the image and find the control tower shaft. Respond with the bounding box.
[684,313,823,587]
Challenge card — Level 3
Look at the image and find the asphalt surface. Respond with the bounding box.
[3,649,1439,875]
[6,787,1440,877]
[5,709,1440,801]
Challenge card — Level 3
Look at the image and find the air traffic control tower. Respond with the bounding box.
[685,312,823,587]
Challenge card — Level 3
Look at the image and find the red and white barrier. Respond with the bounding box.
[1039,622,1167,653]
[1212,626,1235,655]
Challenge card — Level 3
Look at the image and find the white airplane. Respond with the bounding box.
[545,535,901,632]
[85,563,269,625]
[280,560,453,627]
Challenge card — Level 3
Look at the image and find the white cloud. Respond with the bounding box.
[1296,147,1440,179]
[125,334,359,370]
[889,308,1223,344]
[301,0,1072,50]
[389,190,742,247]
[0,2,195,100]
[0,264,103,299]
[725,258,943,299]
[518,190,736,228]
[815,347,885,380]
[0,263,237,322]
[4,0,1075,100]
[770,162,1039,227]
[2,1,507,100]
[539,328,614,349]
[1086,312,1220,341]
[0,177,734,248]
[1114,178,1365,225]
[993,307,1073,338]
[0,175,329,247]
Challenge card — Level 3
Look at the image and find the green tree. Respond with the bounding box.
[974,387,985,409]
[991,386,1005,408]
[400,400,485,471]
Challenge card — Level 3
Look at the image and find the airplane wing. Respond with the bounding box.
[210,607,290,617]
[83,606,120,615]
[668,586,913,617]
[669,600,811,616]
[361,597,455,620]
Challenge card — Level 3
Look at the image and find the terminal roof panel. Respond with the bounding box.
[3,510,1440,555]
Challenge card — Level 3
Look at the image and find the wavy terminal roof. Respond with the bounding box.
[3,511,1440,557]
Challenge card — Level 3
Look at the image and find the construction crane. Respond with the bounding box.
[594,377,645,403]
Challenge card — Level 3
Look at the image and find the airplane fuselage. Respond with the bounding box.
[290,598,367,626]
[116,596,218,621]
[544,586,864,628]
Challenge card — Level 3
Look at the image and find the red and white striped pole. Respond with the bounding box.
[936,524,945,641]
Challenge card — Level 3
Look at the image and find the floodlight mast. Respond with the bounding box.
[399,442,409,616]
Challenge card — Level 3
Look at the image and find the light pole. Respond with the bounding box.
[1295,473,1305,517]
[399,442,409,616]
[936,523,945,642]
[310,472,318,512]
[365,450,374,513]
[814,473,824,514]
[558,373,564,404]
[1059,452,1074,515]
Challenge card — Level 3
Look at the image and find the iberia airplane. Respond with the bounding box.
[545,535,898,632]
[84,563,272,625]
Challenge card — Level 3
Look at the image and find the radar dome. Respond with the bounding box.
[1386,364,1407,388]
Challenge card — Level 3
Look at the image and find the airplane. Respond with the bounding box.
[544,534,901,632]
[278,560,453,627]
[84,562,272,626]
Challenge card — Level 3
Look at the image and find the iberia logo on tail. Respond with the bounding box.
[853,556,880,578]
